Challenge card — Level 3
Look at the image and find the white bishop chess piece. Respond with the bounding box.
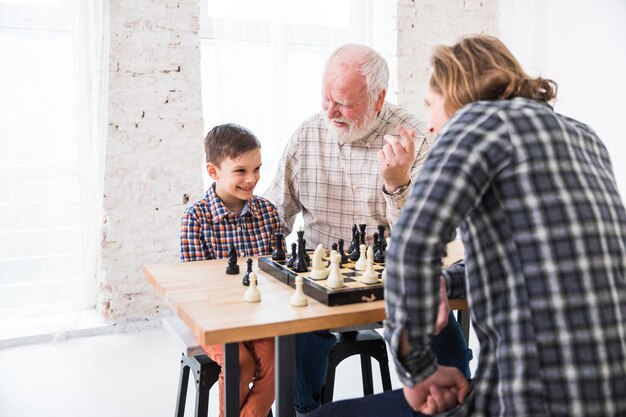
[355,244,367,271]
[361,246,379,284]
[244,272,261,302]
[311,244,330,280]
[326,253,344,289]
[290,275,308,306]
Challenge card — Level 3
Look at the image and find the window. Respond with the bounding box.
[199,0,396,193]
[0,0,95,319]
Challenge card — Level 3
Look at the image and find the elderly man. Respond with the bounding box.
[265,43,472,416]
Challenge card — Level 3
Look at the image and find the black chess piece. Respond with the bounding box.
[338,238,349,265]
[327,242,339,267]
[303,239,311,263]
[348,224,358,254]
[293,230,309,273]
[350,225,361,261]
[359,223,367,245]
[272,232,286,261]
[225,245,240,275]
[242,258,253,286]
[287,242,297,268]
[378,224,387,251]
[373,232,385,263]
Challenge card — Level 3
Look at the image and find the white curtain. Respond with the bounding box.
[0,0,109,341]
[198,0,397,195]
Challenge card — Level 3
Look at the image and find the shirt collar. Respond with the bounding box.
[206,183,261,223]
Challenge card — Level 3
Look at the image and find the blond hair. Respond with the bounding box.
[430,35,557,115]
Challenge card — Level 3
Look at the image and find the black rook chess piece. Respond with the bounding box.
[272,232,286,261]
[225,245,240,275]
[242,258,253,286]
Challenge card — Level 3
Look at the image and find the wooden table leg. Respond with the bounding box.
[224,342,240,417]
[275,334,295,417]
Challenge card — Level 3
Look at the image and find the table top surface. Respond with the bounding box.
[144,242,466,346]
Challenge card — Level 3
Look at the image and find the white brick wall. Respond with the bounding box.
[98,0,204,322]
[396,0,499,121]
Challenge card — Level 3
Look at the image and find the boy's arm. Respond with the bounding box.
[180,209,214,262]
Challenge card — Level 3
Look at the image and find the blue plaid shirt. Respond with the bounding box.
[180,183,284,261]
[385,98,626,416]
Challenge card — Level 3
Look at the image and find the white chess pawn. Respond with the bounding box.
[311,244,329,280]
[244,272,261,302]
[290,275,308,306]
[361,246,379,284]
[355,244,367,271]
[326,253,344,289]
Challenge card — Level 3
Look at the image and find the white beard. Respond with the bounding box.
[327,105,379,144]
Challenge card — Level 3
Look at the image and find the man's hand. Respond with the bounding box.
[435,276,450,335]
[403,365,470,415]
[378,125,416,192]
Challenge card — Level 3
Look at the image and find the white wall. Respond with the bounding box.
[500,0,626,197]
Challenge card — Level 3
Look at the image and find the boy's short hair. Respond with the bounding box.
[204,123,261,165]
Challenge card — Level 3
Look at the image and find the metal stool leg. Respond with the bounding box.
[175,353,190,417]
[360,355,374,396]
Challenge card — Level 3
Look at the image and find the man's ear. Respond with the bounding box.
[206,162,219,180]
[374,88,387,113]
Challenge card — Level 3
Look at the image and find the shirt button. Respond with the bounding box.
[366,143,371,149]
[352,185,357,190]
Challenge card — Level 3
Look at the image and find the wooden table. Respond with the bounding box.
[145,252,467,417]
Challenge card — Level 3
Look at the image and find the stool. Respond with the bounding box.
[163,317,221,417]
[321,329,392,404]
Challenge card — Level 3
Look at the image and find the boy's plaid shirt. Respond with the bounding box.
[180,184,284,261]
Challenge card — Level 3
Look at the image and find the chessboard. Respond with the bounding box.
[258,251,385,306]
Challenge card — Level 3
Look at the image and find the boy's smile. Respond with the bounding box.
[207,148,262,214]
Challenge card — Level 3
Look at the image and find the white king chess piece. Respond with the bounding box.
[244,272,261,302]
[326,253,344,289]
[311,244,330,280]
[361,246,379,284]
[290,275,308,306]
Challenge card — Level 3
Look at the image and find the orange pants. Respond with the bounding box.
[204,338,275,417]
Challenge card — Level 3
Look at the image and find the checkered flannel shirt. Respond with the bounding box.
[180,183,284,261]
[385,97,626,416]
[264,102,430,249]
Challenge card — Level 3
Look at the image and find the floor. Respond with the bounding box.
[0,313,478,417]
[0,326,404,417]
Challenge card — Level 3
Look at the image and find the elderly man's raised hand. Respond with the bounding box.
[377,125,416,192]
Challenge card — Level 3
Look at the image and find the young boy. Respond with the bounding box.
[180,123,283,417]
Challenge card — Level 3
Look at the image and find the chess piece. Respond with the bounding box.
[350,225,360,261]
[361,246,379,284]
[381,268,386,283]
[244,272,261,302]
[326,253,344,289]
[355,244,367,271]
[311,244,330,280]
[378,224,387,251]
[290,275,308,306]
[358,223,367,245]
[338,238,348,265]
[373,232,385,263]
[327,243,338,267]
[272,232,286,261]
[287,243,297,268]
[304,239,311,263]
[293,229,309,273]
[226,245,240,275]
[348,224,358,254]
[242,258,253,286]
